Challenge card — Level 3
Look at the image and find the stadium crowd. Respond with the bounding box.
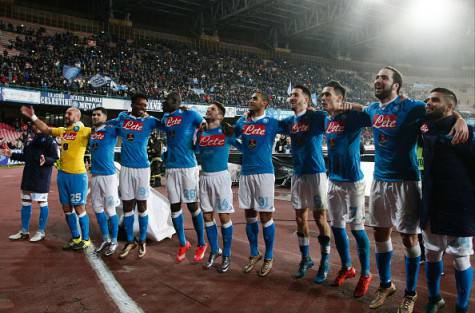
[0,20,373,108]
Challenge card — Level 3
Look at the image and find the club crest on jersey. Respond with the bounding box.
[73,126,80,132]
[291,121,310,133]
[420,123,429,133]
[378,133,389,145]
[329,138,336,149]
[63,132,77,140]
[166,116,183,127]
[248,138,257,149]
[326,121,345,134]
[123,120,143,131]
[373,114,397,128]
[126,133,134,141]
[243,124,266,136]
[91,132,105,140]
[199,134,225,147]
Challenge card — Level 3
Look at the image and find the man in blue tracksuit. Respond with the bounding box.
[2,124,58,242]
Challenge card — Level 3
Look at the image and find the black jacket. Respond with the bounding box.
[420,115,475,237]
[10,133,58,193]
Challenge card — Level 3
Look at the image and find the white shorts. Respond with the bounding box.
[291,173,328,211]
[166,167,199,204]
[328,180,365,230]
[423,225,474,257]
[238,174,275,212]
[21,191,48,202]
[119,166,150,201]
[199,171,234,214]
[368,180,421,234]
[91,174,120,214]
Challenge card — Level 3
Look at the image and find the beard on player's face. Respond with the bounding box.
[425,104,446,120]
[374,83,394,100]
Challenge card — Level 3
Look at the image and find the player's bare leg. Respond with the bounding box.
[313,210,331,283]
[294,208,314,278]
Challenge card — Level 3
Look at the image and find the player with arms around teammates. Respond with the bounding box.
[280,85,333,284]
[196,101,240,273]
[21,106,92,250]
[320,80,372,297]
[108,93,163,259]
[89,107,120,256]
[161,92,208,263]
[234,91,284,277]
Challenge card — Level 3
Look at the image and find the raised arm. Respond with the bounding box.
[20,106,52,135]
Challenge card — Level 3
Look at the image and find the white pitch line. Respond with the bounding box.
[85,249,144,313]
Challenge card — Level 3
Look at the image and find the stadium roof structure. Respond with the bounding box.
[14,0,475,67]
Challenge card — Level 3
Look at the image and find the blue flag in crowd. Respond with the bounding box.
[110,80,128,91]
[62,65,81,81]
[88,74,112,88]
[311,92,318,105]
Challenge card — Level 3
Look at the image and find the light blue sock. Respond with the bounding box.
[262,219,275,260]
[205,220,219,254]
[65,212,80,239]
[245,218,259,257]
[352,229,371,276]
[171,210,187,246]
[221,221,233,257]
[138,212,148,242]
[78,213,90,241]
[21,203,32,232]
[123,211,135,243]
[332,226,352,269]
[38,203,49,233]
[109,214,119,244]
[95,211,110,241]
[191,209,206,247]
[455,267,473,310]
[426,260,443,301]
[375,240,393,288]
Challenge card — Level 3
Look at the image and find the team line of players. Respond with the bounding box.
[11,65,474,313]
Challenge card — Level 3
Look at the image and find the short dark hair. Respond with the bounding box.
[131,93,148,105]
[324,80,346,99]
[383,66,403,93]
[166,92,182,105]
[92,107,107,115]
[430,87,458,106]
[255,90,269,103]
[293,84,312,100]
[212,101,226,116]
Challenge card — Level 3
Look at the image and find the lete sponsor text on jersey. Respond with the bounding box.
[90,132,105,140]
[291,121,310,133]
[166,116,183,127]
[63,131,77,140]
[123,119,144,131]
[326,120,345,133]
[199,134,225,147]
[242,124,266,136]
[373,114,397,128]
